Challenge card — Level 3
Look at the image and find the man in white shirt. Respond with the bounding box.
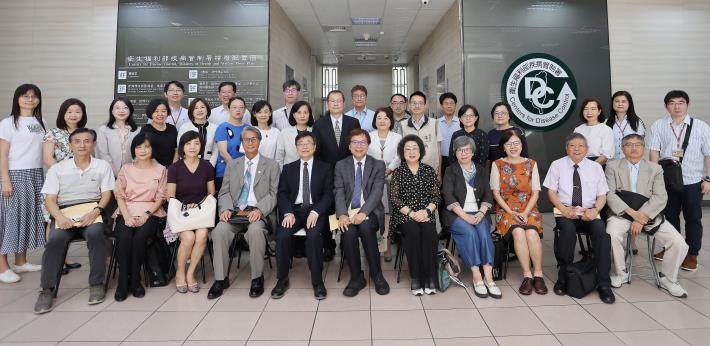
[271,80,301,131]
[347,85,375,133]
[209,81,251,126]
[163,81,190,130]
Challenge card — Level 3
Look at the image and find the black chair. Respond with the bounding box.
[224,229,274,279]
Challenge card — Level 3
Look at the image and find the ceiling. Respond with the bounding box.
[275,0,456,65]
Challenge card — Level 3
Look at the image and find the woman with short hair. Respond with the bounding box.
[177,98,217,165]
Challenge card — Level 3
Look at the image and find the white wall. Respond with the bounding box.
[338,65,393,115]
[269,1,314,109]
[0,0,118,129]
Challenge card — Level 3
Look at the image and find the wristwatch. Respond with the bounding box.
[703,176,710,183]
[93,206,104,214]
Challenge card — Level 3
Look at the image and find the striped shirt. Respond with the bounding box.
[648,114,710,185]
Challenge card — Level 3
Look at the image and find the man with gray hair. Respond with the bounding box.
[543,132,614,304]
[208,126,280,299]
[605,134,688,297]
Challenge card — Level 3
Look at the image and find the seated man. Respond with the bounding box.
[209,126,280,299]
[334,129,390,297]
[543,132,615,304]
[34,128,115,314]
[606,134,689,297]
[272,131,333,300]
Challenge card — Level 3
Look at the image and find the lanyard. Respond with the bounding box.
[615,119,629,135]
[670,123,687,148]
[170,107,182,126]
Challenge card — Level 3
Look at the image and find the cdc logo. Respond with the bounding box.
[501,53,578,131]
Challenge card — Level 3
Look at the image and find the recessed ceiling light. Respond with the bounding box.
[323,25,350,32]
[352,17,382,25]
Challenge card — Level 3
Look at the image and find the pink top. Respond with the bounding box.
[113,161,168,218]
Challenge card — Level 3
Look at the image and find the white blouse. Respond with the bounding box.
[240,126,280,160]
[573,123,614,159]
[367,130,402,170]
[611,116,645,159]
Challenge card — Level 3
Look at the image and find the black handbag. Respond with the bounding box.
[490,232,507,281]
[658,118,693,193]
[614,190,664,235]
[228,206,257,224]
[565,255,597,299]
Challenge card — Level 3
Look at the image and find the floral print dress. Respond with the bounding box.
[493,158,543,236]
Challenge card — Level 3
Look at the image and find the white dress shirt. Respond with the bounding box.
[243,154,260,207]
[627,160,641,193]
[542,156,609,209]
[351,157,366,208]
[271,106,292,131]
[295,158,314,205]
[573,123,614,159]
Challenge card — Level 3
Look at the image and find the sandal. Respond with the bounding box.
[187,282,200,293]
[176,282,188,294]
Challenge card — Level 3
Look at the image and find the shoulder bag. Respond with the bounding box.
[658,118,692,193]
[167,195,216,233]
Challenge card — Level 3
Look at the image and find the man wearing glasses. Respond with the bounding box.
[210,81,251,127]
[347,85,375,132]
[272,80,302,131]
[162,81,190,130]
[390,93,410,135]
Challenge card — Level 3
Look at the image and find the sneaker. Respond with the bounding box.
[486,282,502,299]
[0,269,21,284]
[13,262,41,273]
[88,284,106,305]
[681,255,698,271]
[411,288,424,296]
[473,281,488,298]
[34,288,55,314]
[423,287,436,295]
[659,276,687,298]
[654,250,665,261]
[610,272,630,288]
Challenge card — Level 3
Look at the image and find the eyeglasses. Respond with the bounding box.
[328,99,344,104]
[167,89,183,94]
[391,101,406,106]
[284,88,299,94]
[352,95,366,100]
[494,111,509,116]
[350,140,368,147]
[410,102,425,107]
[20,95,39,101]
[456,148,472,154]
[296,142,314,148]
[242,137,259,143]
[504,141,522,148]
[460,113,476,119]
[622,143,644,148]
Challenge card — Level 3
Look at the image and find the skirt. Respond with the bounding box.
[0,168,46,254]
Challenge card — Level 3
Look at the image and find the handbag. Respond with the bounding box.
[659,118,693,193]
[167,195,216,233]
[228,206,257,224]
[614,190,664,235]
[565,255,598,299]
[436,248,466,292]
[490,232,508,281]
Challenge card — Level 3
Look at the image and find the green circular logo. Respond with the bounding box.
[501,53,578,131]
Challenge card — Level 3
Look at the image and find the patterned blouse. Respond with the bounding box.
[449,128,489,166]
[389,163,441,227]
[43,128,72,162]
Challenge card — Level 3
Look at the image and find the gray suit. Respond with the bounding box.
[212,155,280,280]
[605,158,688,281]
[334,155,385,281]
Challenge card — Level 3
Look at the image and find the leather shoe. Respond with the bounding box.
[343,274,367,297]
[518,277,533,295]
[207,279,229,300]
[323,248,335,262]
[249,276,264,298]
[271,278,289,299]
[314,282,327,300]
[598,286,615,304]
[373,274,390,295]
[114,288,128,302]
[553,280,567,296]
[131,284,145,298]
[64,262,82,270]
[533,276,548,295]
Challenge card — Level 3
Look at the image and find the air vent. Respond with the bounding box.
[354,37,378,43]
[323,25,350,32]
[354,41,377,48]
[352,17,382,25]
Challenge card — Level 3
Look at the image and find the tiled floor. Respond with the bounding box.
[2,210,710,345]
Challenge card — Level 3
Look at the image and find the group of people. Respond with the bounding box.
[0,79,708,315]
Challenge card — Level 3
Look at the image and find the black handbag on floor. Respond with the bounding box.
[145,229,174,287]
[658,118,692,193]
[565,255,597,299]
[490,232,507,281]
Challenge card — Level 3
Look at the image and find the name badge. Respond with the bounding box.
[672,149,684,158]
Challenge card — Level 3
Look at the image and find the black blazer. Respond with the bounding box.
[441,161,493,227]
[277,158,334,217]
[334,155,385,229]
[312,114,361,166]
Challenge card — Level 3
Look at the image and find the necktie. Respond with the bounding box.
[351,162,363,209]
[236,161,253,209]
[334,120,341,146]
[302,162,311,207]
[572,164,582,207]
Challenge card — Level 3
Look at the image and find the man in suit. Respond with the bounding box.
[272,131,333,300]
[606,134,689,297]
[334,129,390,297]
[208,126,280,299]
[312,89,360,261]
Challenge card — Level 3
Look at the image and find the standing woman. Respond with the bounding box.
[368,107,401,262]
[491,129,547,296]
[275,100,313,169]
[177,98,217,166]
[574,98,614,165]
[487,102,528,163]
[449,104,489,166]
[97,98,140,176]
[606,91,646,160]
[0,84,46,283]
[139,98,178,168]
[113,132,167,301]
[214,97,248,190]
[167,131,215,293]
[245,100,280,159]
[389,135,441,296]
[442,136,501,299]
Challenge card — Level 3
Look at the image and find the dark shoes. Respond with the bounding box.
[132,283,145,298]
[681,255,698,271]
[519,277,533,295]
[271,279,289,299]
[533,277,548,295]
[114,287,128,302]
[598,286,616,304]
[314,282,327,300]
[553,280,567,296]
[207,279,230,300]
[373,274,390,295]
[323,248,335,262]
[250,276,264,298]
[65,262,82,270]
[343,275,367,297]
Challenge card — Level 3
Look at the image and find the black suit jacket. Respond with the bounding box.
[312,114,361,166]
[334,155,385,229]
[277,158,334,217]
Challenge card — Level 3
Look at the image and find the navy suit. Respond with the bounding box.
[276,158,334,286]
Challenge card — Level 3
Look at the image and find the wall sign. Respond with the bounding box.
[501,53,578,131]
